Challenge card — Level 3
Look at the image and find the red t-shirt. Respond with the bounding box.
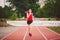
[27,13,33,21]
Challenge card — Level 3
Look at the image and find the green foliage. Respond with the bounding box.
[7,0,60,18]
[54,0,60,18]
[42,0,55,18]
[0,6,13,18]
[35,0,56,18]
[0,6,5,18]
[35,8,44,18]
[7,0,40,17]
[8,10,18,20]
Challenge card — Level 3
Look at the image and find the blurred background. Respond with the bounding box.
[0,0,60,26]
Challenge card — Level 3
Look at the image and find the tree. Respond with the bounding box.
[54,0,60,18]
[35,0,56,18]
[7,0,40,17]
[0,6,13,26]
[0,7,5,18]
[0,6,13,18]
[42,0,55,18]
[35,8,44,18]
[8,10,18,20]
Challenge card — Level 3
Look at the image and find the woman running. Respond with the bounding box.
[25,8,33,36]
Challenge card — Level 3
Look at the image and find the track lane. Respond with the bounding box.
[25,27,45,40]
[1,26,60,40]
[38,27,60,40]
[1,27,26,40]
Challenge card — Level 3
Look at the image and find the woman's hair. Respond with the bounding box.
[25,8,32,13]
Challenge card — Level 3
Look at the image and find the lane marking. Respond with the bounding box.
[45,27,60,35]
[0,27,21,40]
[36,27,48,40]
[23,27,28,40]
[51,38,60,40]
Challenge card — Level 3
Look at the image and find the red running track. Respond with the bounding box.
[25,27,45,40]
[1,27,26,40]
[38,27,60,40]
[0,27,60,40]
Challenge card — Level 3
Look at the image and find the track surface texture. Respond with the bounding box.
[0,27,60,40]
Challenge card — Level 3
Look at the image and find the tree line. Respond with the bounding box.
[0,0,60,19]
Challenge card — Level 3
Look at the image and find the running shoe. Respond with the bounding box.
[29,33,32,37]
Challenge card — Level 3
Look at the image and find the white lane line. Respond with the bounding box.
[45,27,60,35]
[0,27,20,40]
[36,27,48,40]
[23,27,28,40]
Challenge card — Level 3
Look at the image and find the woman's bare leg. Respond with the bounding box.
[28,24,32,36]
[28,24,30,33]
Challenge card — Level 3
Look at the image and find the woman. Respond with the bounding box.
[25,8,33,36]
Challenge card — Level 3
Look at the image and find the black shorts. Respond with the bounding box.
[27,20,33,24]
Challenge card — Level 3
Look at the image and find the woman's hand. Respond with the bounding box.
[25,11,27,13]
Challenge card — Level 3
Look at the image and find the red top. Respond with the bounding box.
[27,13,33,21]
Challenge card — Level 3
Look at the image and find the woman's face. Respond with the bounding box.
[29,9,32,13]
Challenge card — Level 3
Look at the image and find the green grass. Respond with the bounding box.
[47,27,60,34]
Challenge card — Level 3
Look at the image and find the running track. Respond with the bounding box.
[0,27,60,40]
